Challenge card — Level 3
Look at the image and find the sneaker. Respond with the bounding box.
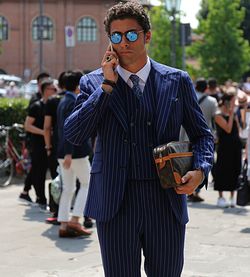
[19,192,33,204]
[217,197,229,208]
[46,217,60,225]
[84,216,93,228]
[229,197,236,208]
[39,204,49,213]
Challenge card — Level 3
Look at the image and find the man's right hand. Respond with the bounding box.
[101,44,119,85]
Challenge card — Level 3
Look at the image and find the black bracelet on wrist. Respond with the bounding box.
[102,79,116,88]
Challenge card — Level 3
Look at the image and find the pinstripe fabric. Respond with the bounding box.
[96,180,185,277]
[64,59,214,223]
[125,72,158,180]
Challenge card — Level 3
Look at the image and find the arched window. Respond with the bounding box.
[77,17,97,42]
[0,16,8,40]
[32,16,53,41]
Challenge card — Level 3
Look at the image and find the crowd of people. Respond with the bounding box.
[19,71,93,238]
[183,77,250,208]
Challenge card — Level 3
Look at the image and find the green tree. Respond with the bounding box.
[148,5,182,68]
[193,0,250,83]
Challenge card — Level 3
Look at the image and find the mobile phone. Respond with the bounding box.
[106,43,114,62]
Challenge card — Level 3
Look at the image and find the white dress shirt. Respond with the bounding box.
[116,57,151,92]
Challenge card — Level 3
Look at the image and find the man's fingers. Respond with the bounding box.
[181,172,192,184]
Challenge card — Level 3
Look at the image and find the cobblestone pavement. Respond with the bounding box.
[0,180,250,277]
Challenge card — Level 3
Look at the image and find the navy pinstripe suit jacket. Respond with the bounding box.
[64,59,214,224]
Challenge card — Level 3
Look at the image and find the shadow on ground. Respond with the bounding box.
[42,225,93,253]
[188,202,249,216]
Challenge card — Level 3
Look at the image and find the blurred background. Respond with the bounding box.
[0,0,249,98]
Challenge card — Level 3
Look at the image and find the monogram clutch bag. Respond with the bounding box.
[153,141,193,189]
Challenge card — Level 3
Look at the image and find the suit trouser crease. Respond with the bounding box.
[96,180,186,277]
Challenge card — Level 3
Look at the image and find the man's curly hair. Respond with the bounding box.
[104,1,151,34]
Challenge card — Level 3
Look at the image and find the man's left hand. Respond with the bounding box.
[174,170,204,195]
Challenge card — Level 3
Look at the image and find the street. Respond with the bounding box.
[0,180,250,277]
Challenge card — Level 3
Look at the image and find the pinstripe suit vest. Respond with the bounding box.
[123,74,158,180]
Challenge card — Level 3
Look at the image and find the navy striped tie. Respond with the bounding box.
[129,74,143,98]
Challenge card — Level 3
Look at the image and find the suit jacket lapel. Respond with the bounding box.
[151,62,180,142]
[109,75,128,132]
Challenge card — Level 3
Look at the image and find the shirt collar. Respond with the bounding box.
[117,56,151,87]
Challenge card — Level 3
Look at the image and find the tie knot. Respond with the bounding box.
[129,74,140,86]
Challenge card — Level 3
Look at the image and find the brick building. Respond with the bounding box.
[0,0,151,80]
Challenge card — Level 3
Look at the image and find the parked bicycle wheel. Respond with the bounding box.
[0,146,14,187]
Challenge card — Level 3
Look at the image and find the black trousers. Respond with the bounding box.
[31,148,48,205]
[47,150,59,215]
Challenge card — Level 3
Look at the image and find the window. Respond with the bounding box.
[0,16,8,40]
[77,17,97,42]
[32,16,53,41]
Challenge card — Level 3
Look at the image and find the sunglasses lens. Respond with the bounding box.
[126,31,138,42]
[110,33,121,44]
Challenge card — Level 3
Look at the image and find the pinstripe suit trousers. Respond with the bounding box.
[96,180,186,277]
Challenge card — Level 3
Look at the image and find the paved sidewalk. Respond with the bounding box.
[0,181,250,277]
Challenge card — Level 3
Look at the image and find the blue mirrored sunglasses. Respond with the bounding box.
[109,30,144,44]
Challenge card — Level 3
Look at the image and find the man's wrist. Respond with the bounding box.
[194,169,205,183]
[101,84,113,94]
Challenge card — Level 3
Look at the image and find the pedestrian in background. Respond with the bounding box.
[24,79,56,210]
[57,71,92,238]
[214,91,242,208]
[19,73,51,204]
[44,71,67,224]
[64,2,214,276]
[188,78,218,202]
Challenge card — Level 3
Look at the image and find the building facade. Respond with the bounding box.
[0,0,150,80]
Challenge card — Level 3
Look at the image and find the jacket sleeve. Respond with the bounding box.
[64,75,111,146]
[180,71,214,182]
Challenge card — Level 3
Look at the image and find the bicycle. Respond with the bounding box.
[0,123,31,187]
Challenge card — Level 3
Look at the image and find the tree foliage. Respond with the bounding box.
[148,5,182,69]
[193,0,250,83]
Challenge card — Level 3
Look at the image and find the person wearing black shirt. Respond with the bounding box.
[19,72,51,203]
[24,79,56,210]
[44,71,66,222]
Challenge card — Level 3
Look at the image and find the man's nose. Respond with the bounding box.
[120,34,129,48]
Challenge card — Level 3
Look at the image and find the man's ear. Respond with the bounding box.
[145,31,151,44]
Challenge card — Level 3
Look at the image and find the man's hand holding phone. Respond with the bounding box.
[101,44,119,94]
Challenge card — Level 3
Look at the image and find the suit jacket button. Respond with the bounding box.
[130,122,135,127]
[124,139,128,143]
[147,121,152,126]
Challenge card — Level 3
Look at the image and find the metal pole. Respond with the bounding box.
[181,23,186,70]
[39,0,44,73]
[171,12,176,67]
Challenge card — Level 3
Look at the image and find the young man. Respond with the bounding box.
[65,2,214,276]
[19,72,51,204]
[56,71,92,238]
[24,79,56,210]
[44,71,66,224]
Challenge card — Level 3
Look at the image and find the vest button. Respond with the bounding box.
[130,122,135,127]
[124,139,128,143]
[147,121,152,126]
